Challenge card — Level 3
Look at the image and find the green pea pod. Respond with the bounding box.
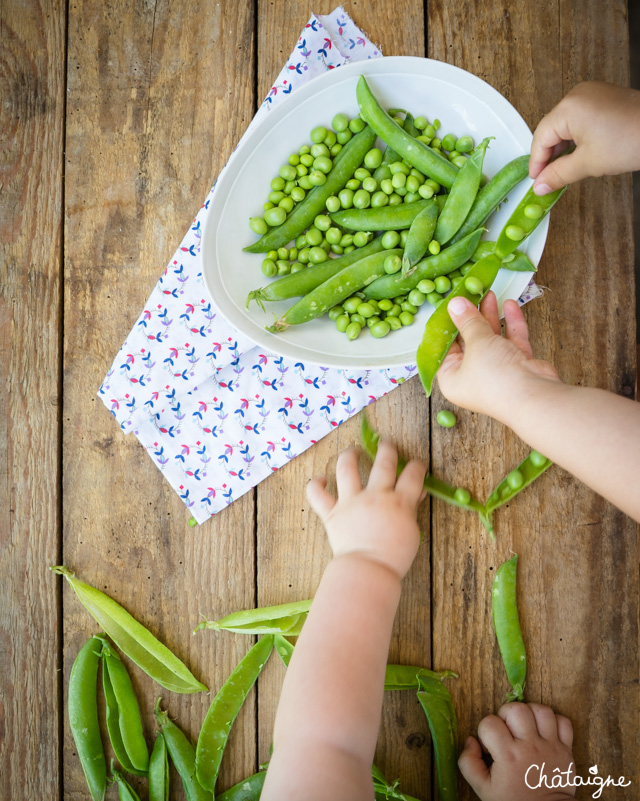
[469,240,536,272]
[356,76,458,188]
[492,555,527,702]
[244,126,377,253]
[373,770,423,801]
[417,674,459,801]
[361,414,492,536]
[217,770,267,801]
[364,229,483,300]
[68,637,107,801]
[196,635,275,793]
[329,198,438,231]
[274,634,296,667]
[247,237,385,308]
[401,202,439,275]
[111,764,143,801]
[484,450,552,515]
[51,566,207,694]
[451,154,530,244]
[195,598,312,636]
[416,253,502,399]
[384,665,458,691]
[434,137,492,245]
[494,184,567,259]
[154,699,213,801]
[148,734,170,801]
[267,249,402,331]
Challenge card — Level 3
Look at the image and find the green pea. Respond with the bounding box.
[275,247,288,260]
[291,186,306,203]
[339,188,354,209]
[362,176,378,193]
[452,156,467,168]
[405,175,420,194]
[399,311,414,326]
[346,321,362,339]
[249,217,268,236]
[437,409,457,428]
[425,179,441,192]
[426,291,443,306]
[364,147,383,170]
[336,314,350,333]
[371,191,389,207]
[464,276,484,295]
[391,172,407,190]
[350,313,366,326]
[310,125,327,143]
[389,161,410,175]
[352,231,371,248]
[353,189,371,209]
[454,487,471,504]
[308,170,327,187]
[417,279,436,295]
[288,153,300,166]
[263,202,274,211]
[261,259,277,278]
[332,112,349,132]
[448,269,462,280]
[298,175,313,190]
[388,193,403,206]
[270,176,285,191]
[529,450,547,467]
[428,240,441,255]
[367,299,380,312]
[309,247,327,264]
[408,289,426,306]
[266,249,278,260]
[460,262,473,275]
[324,130,337,147]
[441,133,457,151]
[418,183,435,199]
[384,254,402,274]
[325,227,342,246]
[313,214,331,232]
[452,276,464,289]
[399,229,409,247]
[388,303,402,317]
[431,137,442,150]
[331,143,343,157]
[268,190,285,204]
[424,123,436,139]
[366,315,381,328]
[507,469,525,490]
[310,143,330,158]
[313,155,333,174]
[386,315,402,330]
[434,275,452,294]
[524,203,544,219]
[290,263,305,273]
[414,115,428,130]
[279,163,297,181]
[337,129,352,144]
[298,247,310,264]
[448,150,461,161]
[276,260,290,275]
[324,195,341,213]
[349,117,366,133]
[455,135,474,153]
[326,305,344,322]
[300,153,314,167]
[505,224,525,241]
[370,320,391,338]
[188,517,197,528]
[277,197,293,213]
[355,302,375,319]
[381,230,401,249]
[400,302,417,314]
[264,206,286,227]
[343,296,361,313]
[433,118,441,129]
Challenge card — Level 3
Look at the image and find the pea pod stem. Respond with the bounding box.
[417,673,459,801]
[492,555,527,702]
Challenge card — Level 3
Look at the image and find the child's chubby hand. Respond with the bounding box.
[459,702,576,801]
[306,439,427,581]
[436,292,561,423]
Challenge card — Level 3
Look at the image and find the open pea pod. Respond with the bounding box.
[361,415,493,536]
[484,450,552,516]
[417,674,459,801]
[51,566,207,694]
[196,635,275,793]
[492,555,527,702]
[195,598,312,636]
[384,665,458,691]
[494,183,567,260]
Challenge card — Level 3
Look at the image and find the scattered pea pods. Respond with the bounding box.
[246,237,384,308]
[417,672,459,801]
[194,598,312,636]
[329,197,439,231]
[356,75,458,188]
[99,637,149,776]
[195,635,275,793]
[267,249,402,331]
[243,126,377,253]
[51,566,208,694]
[484,450,552,515]
[401,202,439,274]
[68,636,107,801]
[217,770,267,801]
[154,699,213,801]
[492,555,527,702]
[148,733,170,801]
[416,253,502,398]
[494,183,567,260]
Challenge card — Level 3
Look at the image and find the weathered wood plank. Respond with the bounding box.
[0,0,65,798]
[63,0,258,796]
[429,1,638,799]
[253,3,433,797]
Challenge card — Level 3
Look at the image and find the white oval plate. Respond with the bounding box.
[202,56,544,369]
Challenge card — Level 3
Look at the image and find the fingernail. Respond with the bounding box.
[533,182,551,196]
[448,296,469,317]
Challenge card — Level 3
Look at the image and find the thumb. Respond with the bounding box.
[532,149,585,194]
[458,736,490,794]
[448,296,494,346]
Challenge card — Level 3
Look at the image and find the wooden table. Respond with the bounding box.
[2,1,638,798]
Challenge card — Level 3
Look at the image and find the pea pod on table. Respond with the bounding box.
[148,733,170,801]
[217,770,267,801]
[244,125,377,253]
[196,635,275,793]
[68,636,107,801]
[401,201,439,275]
[51,566,207,693]
[484,450,552,516]
[194,598,312,636]
[492,555,527,702]
[384,665,458,691]
[417,673,459,801]
[356,75,458,189]
[494,183,567,259]
[111,764,143,801]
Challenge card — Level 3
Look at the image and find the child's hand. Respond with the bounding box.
[436,292,561,423]
[529,81,640,195]
[306,440,426,580]
[459,702,575,800]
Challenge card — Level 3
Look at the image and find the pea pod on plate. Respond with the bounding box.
[194,598,312,636]
[492,555,527,702]
[330,197,439,231]
[417,673,459,801]
[494,183,567,259]
[484,450,552,515]
[244,126,377,253]
[402,202,439,275]
[469,240,536,272]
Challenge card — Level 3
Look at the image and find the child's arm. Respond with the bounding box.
[261,442,426,801]
[437,293,640,523]
[529,81,640,195]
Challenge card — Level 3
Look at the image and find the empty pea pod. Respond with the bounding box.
[492,555,527,702]
[195,635,275,793]
[194,598,312,636]
[217,770,267,801]
[416,253,502,399]
[111,764,143,801]
[384,665,458,691]
[154,699,213,801]
[51,566,208,694]
[329,197,439,231]
[401,201,439,274]
[148,734,170,801]
[68,636,107,801]
[244,126,377,253]
[417,672,459,801]
[494,183,567,260]
[484,450,553,515]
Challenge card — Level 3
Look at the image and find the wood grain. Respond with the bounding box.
[0,1,65,798]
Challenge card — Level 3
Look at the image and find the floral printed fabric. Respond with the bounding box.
[99,7,539,523]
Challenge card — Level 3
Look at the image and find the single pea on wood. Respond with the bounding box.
[492,555,527,702]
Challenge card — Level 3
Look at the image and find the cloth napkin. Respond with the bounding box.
[99,7,540,524]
